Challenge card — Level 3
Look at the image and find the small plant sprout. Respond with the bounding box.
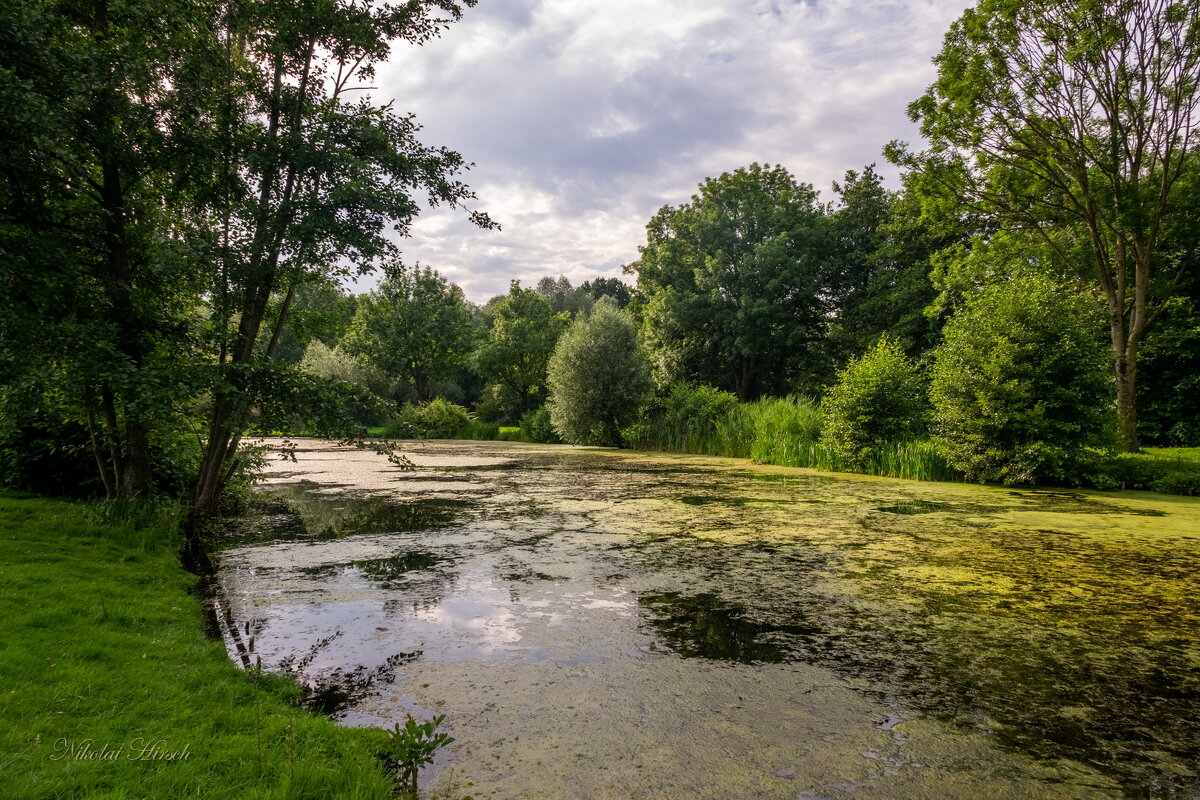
[381,713,455,796]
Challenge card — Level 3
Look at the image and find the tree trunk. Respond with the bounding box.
[1114,347,1140,454]
[735,359,755,402]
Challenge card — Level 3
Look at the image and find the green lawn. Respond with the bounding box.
[1140,446,1200,464]
[0,493,394,800]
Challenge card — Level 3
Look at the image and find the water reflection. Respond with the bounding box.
[638,591,820,663]
[217,441,1200,799]
[220,481,467,545]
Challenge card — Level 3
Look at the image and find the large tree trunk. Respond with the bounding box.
[1114,342,1140,454]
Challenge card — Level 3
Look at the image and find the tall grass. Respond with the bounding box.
[629,391,960,483]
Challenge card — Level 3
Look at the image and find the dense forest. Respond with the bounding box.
[2,0,1199,522]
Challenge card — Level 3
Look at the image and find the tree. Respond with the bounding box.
[625,163,826,400]
[189,0,494,517]
[342,263,474,402]
[580,277,632,309]
[820,167,954,375]
[822,335,927,470]
[0,0,221,498]
[0,0,493,515]
[471,282,567,418]
[547,300,652,446]
[930,272,1112,485]
[268,280,358,364]
[897,0,1200,450]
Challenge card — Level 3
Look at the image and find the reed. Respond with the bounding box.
[629,388,961,483]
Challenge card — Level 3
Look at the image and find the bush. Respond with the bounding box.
[930,273,1111,485]
[520,406,560,443]
[299,340,389,425]
[547,301,652,446]
[631,384,740,452]
[392,399,473,439]
[822,335,927,469]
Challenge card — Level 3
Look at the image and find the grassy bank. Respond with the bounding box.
[363,393,1200,495]
[0,493,394,800]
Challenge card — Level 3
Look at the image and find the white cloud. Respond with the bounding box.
[365,0,973,303]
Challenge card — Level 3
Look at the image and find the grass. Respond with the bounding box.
[628,396,959,483]
[1093,447,1200,495]
[0,492,395,800]
[368,406,1197,494]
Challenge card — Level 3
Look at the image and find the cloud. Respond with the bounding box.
[364,0,972,303]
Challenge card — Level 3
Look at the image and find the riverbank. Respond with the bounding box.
[0,492,394,800]
[366,421,1200,496]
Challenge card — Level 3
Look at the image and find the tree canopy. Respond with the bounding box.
[471,283,568,418]
[626,163,826,400]
[547,300,651,446]
[343,264,475,403]
[895,0,1200,450]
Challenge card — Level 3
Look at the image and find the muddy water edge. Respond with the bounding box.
[209,439,1200,800]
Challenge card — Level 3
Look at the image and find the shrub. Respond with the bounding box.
[393,398,473,439]
[930,273,1111,485]
[547,301,652,446]
[520,406,560,444]
[822,335,927,469]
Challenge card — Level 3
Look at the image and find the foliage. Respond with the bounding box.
[519,406,560,444]
[472,283,569,418]
[0,0,219,498]
[267,282,358,365]
[1137,297,1200,446]
[547,301,652,446]
[380,713,455,796]
[930,273,1112,485]
[627,163,826,400]
[897,0,1200,449]
[0,492,394,799]
[635,384,740,453]
[626,394,957,482]
[396,399,474,439]
[0,0,493,515]
[1083,449,1200,496]
[298,341,389,426]
[342,263,475,402]
[822,336,928,469]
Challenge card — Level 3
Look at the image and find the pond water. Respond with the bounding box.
[214,439,1200,799]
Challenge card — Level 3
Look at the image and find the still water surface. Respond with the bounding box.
[215,440,1200,799]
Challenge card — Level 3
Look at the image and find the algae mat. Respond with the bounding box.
[215,439,1200,799]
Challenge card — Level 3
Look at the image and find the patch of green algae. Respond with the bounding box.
[226,440,1200,799]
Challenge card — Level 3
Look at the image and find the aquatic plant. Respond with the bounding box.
[381,714,455,796]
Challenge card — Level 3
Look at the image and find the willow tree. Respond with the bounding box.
[896,0,1200,451]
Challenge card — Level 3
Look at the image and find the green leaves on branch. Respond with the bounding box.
[822,336,927,471]
[929,273,1112,485]
[547,301,652,447]
[626,163,825,400]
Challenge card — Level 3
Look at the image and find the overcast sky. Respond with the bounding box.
[370,0,974,303]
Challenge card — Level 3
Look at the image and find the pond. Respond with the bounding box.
[214,439,1200,799]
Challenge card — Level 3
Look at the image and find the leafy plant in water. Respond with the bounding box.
[381,713,455,796]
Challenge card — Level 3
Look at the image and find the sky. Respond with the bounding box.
[370,0,975,304]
